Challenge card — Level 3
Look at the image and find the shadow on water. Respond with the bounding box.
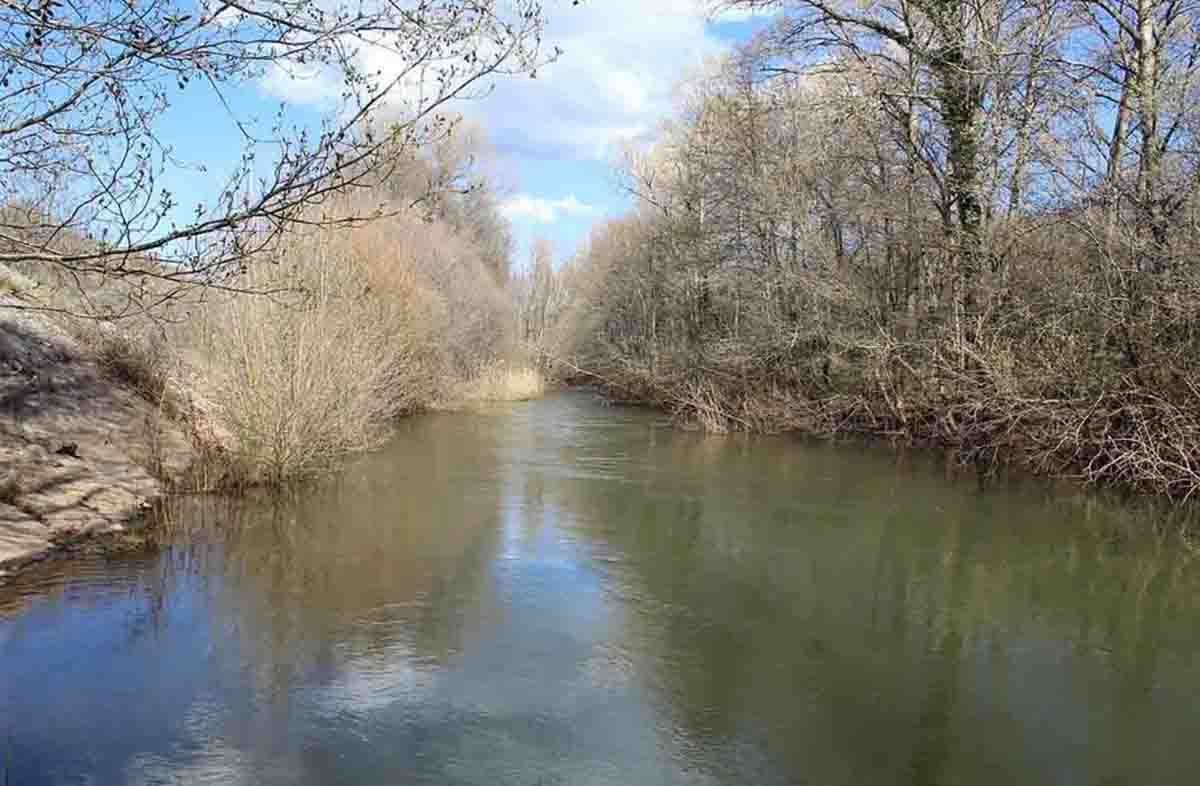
[3,392,1200,785]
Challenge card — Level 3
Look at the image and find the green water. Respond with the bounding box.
[3,392,1200,785]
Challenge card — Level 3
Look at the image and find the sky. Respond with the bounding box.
[153,0,775,270]
[468,1,774,266]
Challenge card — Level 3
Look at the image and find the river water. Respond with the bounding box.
[3,392,1200,785]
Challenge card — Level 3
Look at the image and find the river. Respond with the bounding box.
[3,392,1200,785]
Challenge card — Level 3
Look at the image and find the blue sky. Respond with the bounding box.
[152,1,774,269]
[469,2,774,267]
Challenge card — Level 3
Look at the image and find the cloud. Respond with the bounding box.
[500,193,601,224]
[471,0,730,161]
[254,0,770,161]
[246,0,779,256]
[471,0,781,162]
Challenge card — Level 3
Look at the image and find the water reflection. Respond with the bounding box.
[3,393,1200,785]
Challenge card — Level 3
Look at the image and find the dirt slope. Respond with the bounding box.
[0,288,193,578]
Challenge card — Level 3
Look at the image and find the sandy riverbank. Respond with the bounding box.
[0,291,193,579]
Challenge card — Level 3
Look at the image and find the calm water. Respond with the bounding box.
[3,392,1200,785]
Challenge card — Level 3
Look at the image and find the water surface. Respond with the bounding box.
[3,392,1200,785]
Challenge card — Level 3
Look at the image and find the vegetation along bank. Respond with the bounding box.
[0,0,553,575]
[7,0,1200,574]
[533,0,1200,504]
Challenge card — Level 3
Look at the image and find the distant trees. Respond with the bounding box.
[514,237,572,354]
[555,0,1200,497]
[0,0,548,313]
[396,124,516,284]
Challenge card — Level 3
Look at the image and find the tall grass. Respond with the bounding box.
[453,360,547,403]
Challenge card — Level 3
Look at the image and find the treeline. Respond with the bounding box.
[553,0,1200,500]
[4,129,541,486]
[0,0,557,490]
[170,131,548,485]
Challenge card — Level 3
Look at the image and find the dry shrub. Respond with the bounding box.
[390,215,514,378]
[0,470,21,505]
[176,210,448,485]
[4,178,518,490]
[173,192,518,486]
[83,323,169,403]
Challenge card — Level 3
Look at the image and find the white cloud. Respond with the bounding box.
[254,0,766,161]
[248,0,778,255]
[472,0,731,161]
[500,193,601,224]
[258,57,341,106]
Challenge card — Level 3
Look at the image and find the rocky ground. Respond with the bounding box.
[0,288,193,579]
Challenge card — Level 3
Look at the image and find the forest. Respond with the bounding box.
[528,0,1200,501]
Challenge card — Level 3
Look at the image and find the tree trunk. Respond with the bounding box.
[1106,73,1131,215]
[1134,0,1166,268]
[937,49,983,356]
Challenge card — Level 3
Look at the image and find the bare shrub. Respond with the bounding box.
[176,211,447,485]
[80,324,169,404]
[394,215,515,379]
[173,191,518,485]
[0,470,20,505]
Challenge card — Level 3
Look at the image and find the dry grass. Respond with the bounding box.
[454,361,547,403]
[81,323,169,403]
[0,470,21,505]
[0,263,37,295]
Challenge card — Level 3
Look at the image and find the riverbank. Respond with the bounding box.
[0,292,194,578]
[573,349,1200,509]
[0,283,546,580]
[1,173,544,579]
[537,37,1200,509]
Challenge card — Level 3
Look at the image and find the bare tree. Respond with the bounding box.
[1063,0,1200,255]
[515,236,570,351]
[0,0,550,315]
[717,0,1064,340]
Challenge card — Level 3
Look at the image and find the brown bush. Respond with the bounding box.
[173,199,511,485]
